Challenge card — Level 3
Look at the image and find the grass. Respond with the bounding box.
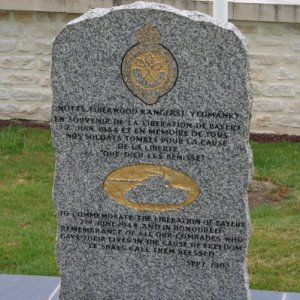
[249,143,300,292]
[0,127,58,275]
[0,127,299,291]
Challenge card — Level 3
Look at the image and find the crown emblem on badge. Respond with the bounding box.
[122,25,177,105]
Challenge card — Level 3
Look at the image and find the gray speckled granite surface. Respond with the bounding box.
[51,2,252,299]
[2,275,300,300]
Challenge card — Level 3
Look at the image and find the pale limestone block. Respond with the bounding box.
[250,128,276,135]
[38,58,51,71]
[18,105,41,115]
[278,5,300,23]
[29,26,60,39]
[276,116,300,128]
[276,67,296,80]
[0,104,18,114]
[252,82,262,96]
[0,104,51,121]
[15,11,34,22]
[0,11,10,21]
[18,105,34,115]
[36,12,57,23]
[234,25,257,34]
[12,88,52,101]
[34,40,52,54]
[61,13,81,22]
[249,67,265,82]
[17,40,33,52]
[256,115,271,128]
[0,89,10,100]
[40,77,51,87]
[287,101,300,114]
[291,42,300,52]
[263,84,296,97]
[40,104,51,119]
[260,25,283,35]
[55,13,66,22]
[252,100,283,112]
[260,5,279,22]
[18,104,51,120]
[0,24,24,36]
[249,53,280,65]
[282,55,300,65]
[231,3,258,22]
[0,40,16,52]
[255,38,285,46]
[0,74,39,85]
[283,24,300,35]
[0,56,36,69]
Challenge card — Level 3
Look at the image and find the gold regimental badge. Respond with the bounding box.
[122,25,178,105]
[103,164,200,211]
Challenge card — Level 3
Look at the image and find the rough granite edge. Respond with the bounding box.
[65,1,246,45]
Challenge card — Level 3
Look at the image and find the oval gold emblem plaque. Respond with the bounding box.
[103,164,200,211]
[122,24,178,105]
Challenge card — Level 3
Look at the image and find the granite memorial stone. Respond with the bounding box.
[51,2,253,299]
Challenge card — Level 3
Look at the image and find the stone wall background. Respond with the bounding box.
[0,10,299,135]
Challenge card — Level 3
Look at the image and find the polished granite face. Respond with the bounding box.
[51,2,252,299]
